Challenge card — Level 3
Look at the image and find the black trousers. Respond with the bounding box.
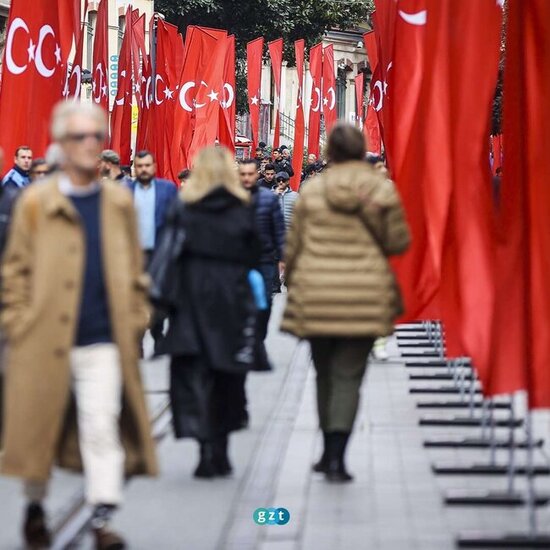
[169,355,248,442]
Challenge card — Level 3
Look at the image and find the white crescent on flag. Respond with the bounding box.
[398,10,427,26]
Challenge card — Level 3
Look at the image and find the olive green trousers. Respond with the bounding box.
[309,337,375,432]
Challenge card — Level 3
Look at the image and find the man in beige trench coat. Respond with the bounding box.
[0,102,158,550]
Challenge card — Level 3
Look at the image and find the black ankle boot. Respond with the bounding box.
[312,431,329,473]
[23,502,51,549]
[194,441,218,479]
[325,432,354,482]
[213,434,233,476]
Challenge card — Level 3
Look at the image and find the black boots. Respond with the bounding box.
[194,435,233,478]
[213,434,233,476]
[194,441,218,478]
[312,431,329,473]
[325,432,354,483]
[23,502,51,549]
[91,504,126,550]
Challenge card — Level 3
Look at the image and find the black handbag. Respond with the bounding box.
[148,200,187,311]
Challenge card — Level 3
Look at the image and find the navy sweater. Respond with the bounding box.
[70,190,112,346]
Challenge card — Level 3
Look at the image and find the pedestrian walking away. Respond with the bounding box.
[281,123,411,483]
[150,146,269,480]
[0,102,158,550]
[239,159,285,339]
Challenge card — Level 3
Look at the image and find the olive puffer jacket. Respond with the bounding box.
[281,161,411,338]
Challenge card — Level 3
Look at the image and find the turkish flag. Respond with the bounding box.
[307,42,323,158]
[171,26,225,171]
[247,37,264,151]
[109,5,133,165]
[218,34,236,155]
[92,0,109,111]
[268,38,283,150]
[136,53,152,153]
[187,34,230,164]
[488,0,550,406]
[0,0,65,160]
[152,20,184,180]
[355,72,364,128]
[322,44,337,134]
[362,29,382,153]
[290,39,305,191]
[385,0,435,321]
[62,12,86,101]
[371,0,399,141]
[415,1,501,375]
[131,11,146,110]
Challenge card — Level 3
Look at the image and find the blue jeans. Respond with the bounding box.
[258,262,277,340]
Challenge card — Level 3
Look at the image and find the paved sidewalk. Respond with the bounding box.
[1,296,550,549]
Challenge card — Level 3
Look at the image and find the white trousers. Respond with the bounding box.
[25,344,125,506]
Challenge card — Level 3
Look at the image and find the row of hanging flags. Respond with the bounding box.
[369,0,550,409]
[246,38,337,190]
[0,0,236,182]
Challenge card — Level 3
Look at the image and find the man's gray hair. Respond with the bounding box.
[50,101,108,142]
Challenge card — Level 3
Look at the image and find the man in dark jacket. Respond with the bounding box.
[126,150,178,266]
[257,163,277,191]
[272,148,294,178]
[2,146,33,190]
[239,159,285,340]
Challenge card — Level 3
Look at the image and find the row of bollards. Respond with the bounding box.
[396,320,550,548]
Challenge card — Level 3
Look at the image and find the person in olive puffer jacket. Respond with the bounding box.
[281,123,411,483]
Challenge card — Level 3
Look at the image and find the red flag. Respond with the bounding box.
[136,53,152,152]
[364,103,382,154]
[290,39,305,191]
[151,20,184,179]
[109,6,133,165]
[268,38,283,149]
[0,0,65,160]
[363,31,378,73]
[58,0,81,64]
[355,72,364,128]
[247,37,264,151]
[385,0,433,320]
[92,0,109,111]
[187,34,230,164]
[307,43,323,158]
[491,134,502,175]
[488,0,550,405]
[218,35,236,155]
[62,13,86,101]
[172,26,225,171]
[322,44,337,135]
[131,11,146,110]
[421,1,501,374]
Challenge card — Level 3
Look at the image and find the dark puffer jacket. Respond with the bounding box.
[250,185,285,263]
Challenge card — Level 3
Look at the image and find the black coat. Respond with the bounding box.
[157,188,264,373]
[250,185,285,263]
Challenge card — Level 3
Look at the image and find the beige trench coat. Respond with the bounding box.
[0,177,158,481]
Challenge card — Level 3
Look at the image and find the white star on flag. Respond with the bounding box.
[55,44,62,65]
[102,84,108,97]
[163,87,174,99]
[208,90,219,102]
[251,96,259,105]
[323,97,329,106]
[27,40,36,62]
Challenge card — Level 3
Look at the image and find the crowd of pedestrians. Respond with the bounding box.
[0,102,410,550]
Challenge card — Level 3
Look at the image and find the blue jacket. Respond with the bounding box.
[127,178,178,243]
[250,185,285,263]
[2,166,30,190]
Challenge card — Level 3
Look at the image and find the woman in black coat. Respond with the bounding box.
[155,147,264,478]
